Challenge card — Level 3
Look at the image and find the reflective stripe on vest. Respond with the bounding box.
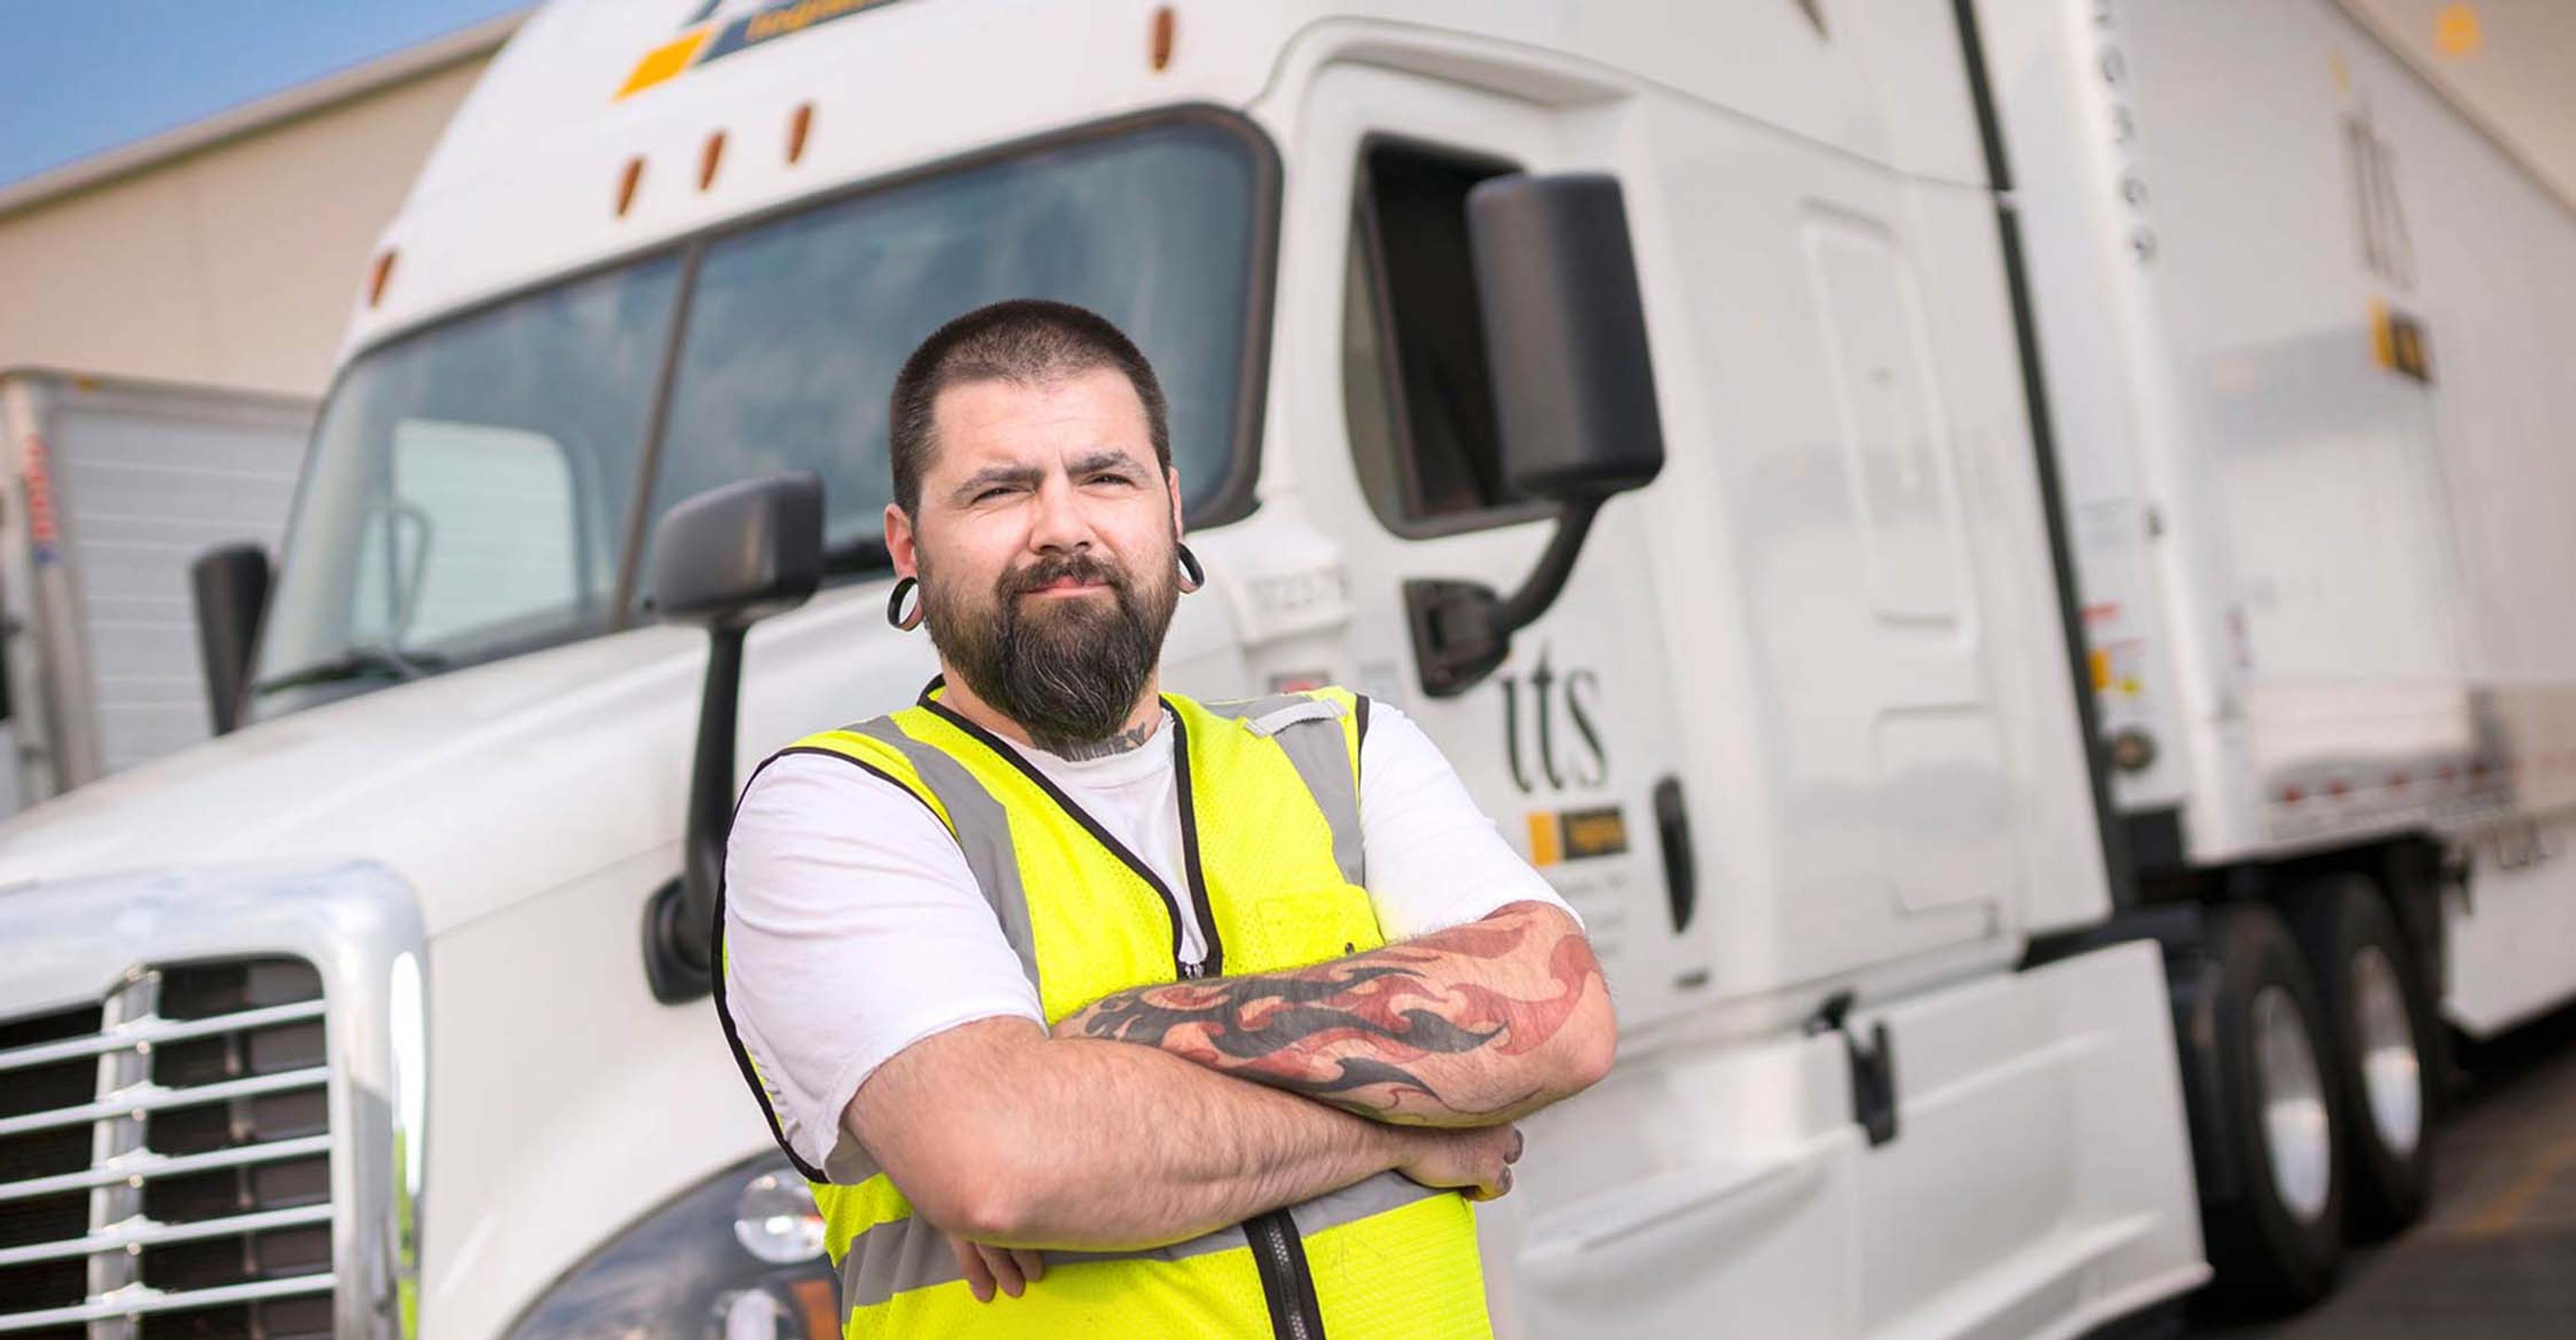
[716,684,1491,1340]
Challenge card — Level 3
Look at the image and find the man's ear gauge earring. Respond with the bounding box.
[1177,544,1205,595]
[887,575,924,631]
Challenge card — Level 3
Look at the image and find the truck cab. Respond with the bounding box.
[0,3,2205,1336]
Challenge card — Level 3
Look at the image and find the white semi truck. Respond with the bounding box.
[0,1,2567,1336]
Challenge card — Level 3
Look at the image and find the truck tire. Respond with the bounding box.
[2201,902,2346,1309]
[2286,875,2434,1237]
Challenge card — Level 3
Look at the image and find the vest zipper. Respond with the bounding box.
[1168,710,1320,1339]
[1246,1208,1328,1340]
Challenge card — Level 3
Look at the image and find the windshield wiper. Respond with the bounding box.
[254,644,449,695]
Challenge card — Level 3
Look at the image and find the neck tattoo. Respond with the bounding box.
[1045,719,1159,762]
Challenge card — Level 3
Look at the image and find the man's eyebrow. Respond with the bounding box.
[949,463,1045,501]
[1069,449,1148,476]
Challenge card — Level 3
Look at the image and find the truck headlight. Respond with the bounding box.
[506,1153,837,1339]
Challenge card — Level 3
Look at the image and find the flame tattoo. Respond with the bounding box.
[1063,904,1603,1119]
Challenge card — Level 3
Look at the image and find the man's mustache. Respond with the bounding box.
[1000,552,1130,600]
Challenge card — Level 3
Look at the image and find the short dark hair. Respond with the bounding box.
[888,299,1170,515]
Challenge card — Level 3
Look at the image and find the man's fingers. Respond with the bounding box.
[1012,1247,1048,1286]
[983,1243,1026,1298]
[950,1236,997,1303]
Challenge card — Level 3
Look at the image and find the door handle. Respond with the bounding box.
[1654,775,1694,933]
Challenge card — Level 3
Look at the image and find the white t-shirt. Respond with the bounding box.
[721,699,1574,1174]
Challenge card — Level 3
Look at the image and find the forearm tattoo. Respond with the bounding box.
[1063,905,1603,1119]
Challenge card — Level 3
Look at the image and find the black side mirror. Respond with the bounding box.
[190,543,272,735]
[641,472,824,1004]
[647,471,827,628]
[1405,172,1666,696]
[1472,172,1668,501]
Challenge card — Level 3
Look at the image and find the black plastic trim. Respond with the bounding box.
[2125,807,2188,877]
[1951,0,2136,907]
[613,242,708,618]
[1654,775,1697,934]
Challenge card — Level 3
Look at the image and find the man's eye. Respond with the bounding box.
[1086,472,1134,487]
[975,485,1018,503]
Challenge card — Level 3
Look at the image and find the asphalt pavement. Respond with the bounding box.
[2188,1001,2576,1339]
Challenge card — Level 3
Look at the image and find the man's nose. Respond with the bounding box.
[1027,474,1094,554]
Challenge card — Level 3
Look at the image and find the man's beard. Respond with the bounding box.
[920,542,1179,753]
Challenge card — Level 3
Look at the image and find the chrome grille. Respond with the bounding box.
[0,958,335,1339]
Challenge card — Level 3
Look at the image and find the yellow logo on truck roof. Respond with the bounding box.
[618,0,909,100]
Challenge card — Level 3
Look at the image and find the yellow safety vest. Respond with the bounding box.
[716,682,1492,1339]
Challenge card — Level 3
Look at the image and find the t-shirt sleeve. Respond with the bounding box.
[1356,701,1581,940]
[720,751,1044,1178]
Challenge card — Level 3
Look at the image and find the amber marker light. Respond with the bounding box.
[615,156,645,217]
[788,102,814,164]
[1150,5,1176,71]
[366,248,398,309]
[700,130,727,191]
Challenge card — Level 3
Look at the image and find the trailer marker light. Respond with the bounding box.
[2327,778,2350,798]
[367,248,398,308]
[616,157,645,217]
[1151,5,1176,71]
[2435,3,2482,58]
[2282,785,2305,805]
[700,131,727,191]
[788,102,814,164]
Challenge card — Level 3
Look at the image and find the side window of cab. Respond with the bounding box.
[1342,138,1554,537]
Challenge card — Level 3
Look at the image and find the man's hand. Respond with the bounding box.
[948,1237,1046,1302]
[1053,901,1615,1127]
[1393,1123,1524,1202]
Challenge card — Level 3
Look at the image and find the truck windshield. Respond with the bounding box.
[251,119,1263,719]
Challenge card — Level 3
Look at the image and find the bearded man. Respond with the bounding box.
[717,298,1617,1339]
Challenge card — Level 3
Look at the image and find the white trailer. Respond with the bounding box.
[1977,0,2576,1300]
[0,0,2561,1336]
[0,370,310,815]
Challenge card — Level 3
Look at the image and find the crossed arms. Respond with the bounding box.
[844,900,1615,1260]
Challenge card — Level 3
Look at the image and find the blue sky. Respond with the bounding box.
[0,1,529,189]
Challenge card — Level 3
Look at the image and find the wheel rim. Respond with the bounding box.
[2253,984,2334,1222]
[2351,945,2424,1157]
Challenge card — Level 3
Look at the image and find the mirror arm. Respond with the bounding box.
[1494,499,1599,630]
[1404,498,1601,699]
[642,621,746,1004]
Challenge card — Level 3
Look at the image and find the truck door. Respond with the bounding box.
[1263,59,1870,1337]
[1274,62,1715,1041]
